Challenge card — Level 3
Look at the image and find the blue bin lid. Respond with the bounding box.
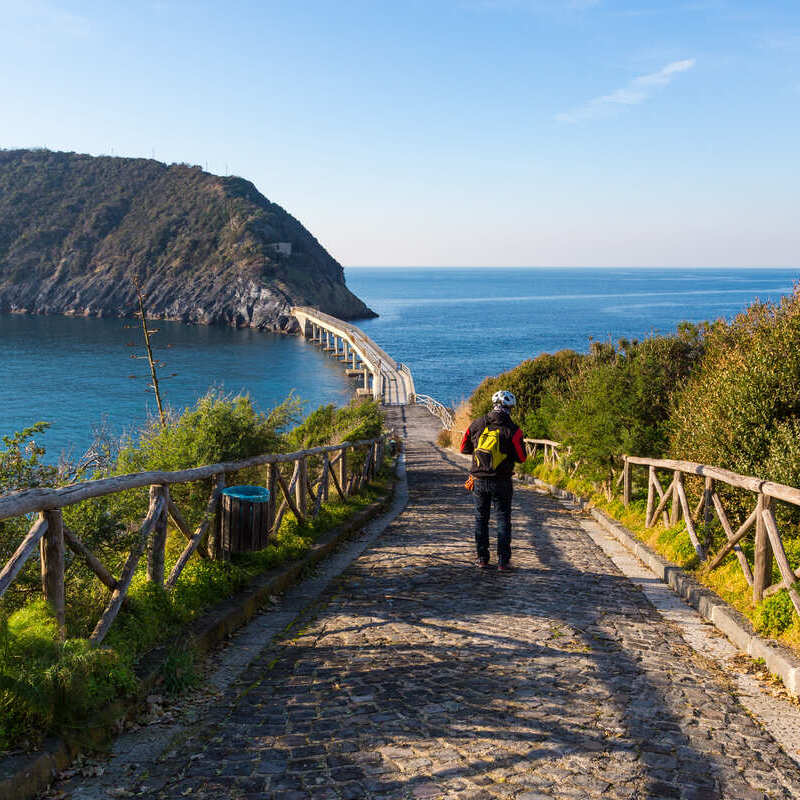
[222,485,270,502]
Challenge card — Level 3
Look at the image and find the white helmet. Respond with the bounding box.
[492,390,516,409]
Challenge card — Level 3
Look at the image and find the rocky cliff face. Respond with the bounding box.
[0,150,375,330]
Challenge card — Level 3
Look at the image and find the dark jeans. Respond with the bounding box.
[473,477,512,565]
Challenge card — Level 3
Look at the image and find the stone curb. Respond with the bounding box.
[0,485,394,800]
[529,476,800,697]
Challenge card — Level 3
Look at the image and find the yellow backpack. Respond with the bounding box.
[474,425,507,472]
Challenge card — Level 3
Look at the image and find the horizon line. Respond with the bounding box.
[344,265,800,270]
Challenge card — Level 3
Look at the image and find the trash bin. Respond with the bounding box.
[217,485,271,555]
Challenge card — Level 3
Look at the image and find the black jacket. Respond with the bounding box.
[460,409,527,480]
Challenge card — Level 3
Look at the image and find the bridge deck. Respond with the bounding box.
[292,307,413,405]
[48,407,800,799]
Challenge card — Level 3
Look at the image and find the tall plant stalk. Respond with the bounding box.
[131,276,166,428]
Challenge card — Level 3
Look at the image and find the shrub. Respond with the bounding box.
[0,390,388,749]
[437,429,452,448]
[112,390,302,535]
[545,327,705,492]
[285,399,382,450]
[469,350,582,436]
[116,390,300,474]
[756,591,796,638]
[671,290,800,490]
[0,601,136,749]
[0,424,59,611]
[0,422,57,493]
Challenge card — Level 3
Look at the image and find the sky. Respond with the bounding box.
[1,0,798,267]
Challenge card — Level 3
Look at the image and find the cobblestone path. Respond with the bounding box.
[129,409,800,800]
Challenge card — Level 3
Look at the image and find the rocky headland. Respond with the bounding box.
[0,149,375,331]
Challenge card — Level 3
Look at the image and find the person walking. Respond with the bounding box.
[459,390,527,571]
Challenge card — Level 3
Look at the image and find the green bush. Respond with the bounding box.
[470,350,582,436]
[0,601,136,749]
[544,328,705,491]
[0,391,387,750]
[756,591,796,638]
[285,399,382,450]
[672,290,800,489]
[0,424,59,615]
[0,422,57,493]
[116,390,300,473]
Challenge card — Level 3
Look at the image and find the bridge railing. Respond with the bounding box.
[0,434,387,645]
[396,363,416,402]
[415,394,455,430]
[294,306,413,404]
[296,307,398,370]
[528,437,800,611]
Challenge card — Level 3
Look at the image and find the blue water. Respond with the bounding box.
[0,315,352,460]
[345,267,800,406]
[1,267,798,459]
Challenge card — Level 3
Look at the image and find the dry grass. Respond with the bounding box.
[449,399,473,448]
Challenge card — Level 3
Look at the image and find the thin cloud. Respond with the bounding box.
[556,58,696,123]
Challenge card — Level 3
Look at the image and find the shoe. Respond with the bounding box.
[475,558,490,568]
[498,562,512,572]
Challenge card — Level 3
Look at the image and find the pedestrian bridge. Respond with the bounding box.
[291,306,416,406]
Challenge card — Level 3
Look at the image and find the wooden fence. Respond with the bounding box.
[0,434,387,646]
[530,439,800,613]
[524,439,562,468]
[622,455,800,611]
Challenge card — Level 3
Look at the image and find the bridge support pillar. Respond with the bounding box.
[372,371,382,401]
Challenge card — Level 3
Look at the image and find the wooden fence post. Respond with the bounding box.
[321,455,330,503]
[703,476,714,548]
[210,473,227,560]
[622,457,631,506]
[338,447,348,496]
[753,493,773,604]
[645,466,655,527]
[41,508,65,638]
[267,463,277,532]
[147,485,168,585]
[295,457,307,516]
[670,471,681,525]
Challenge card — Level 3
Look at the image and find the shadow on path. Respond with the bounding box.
[129,413,797,800]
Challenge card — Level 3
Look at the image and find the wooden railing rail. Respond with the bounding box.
[0,434,387,644]
[621,454,800,611]
[0,437,383,521]
[518,437,800,614]
[523,439,562,468]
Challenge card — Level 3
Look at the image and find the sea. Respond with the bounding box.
[1,267,797,460]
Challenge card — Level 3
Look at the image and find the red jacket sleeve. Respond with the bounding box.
[511,428,527,462]
[460,428,474,454]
